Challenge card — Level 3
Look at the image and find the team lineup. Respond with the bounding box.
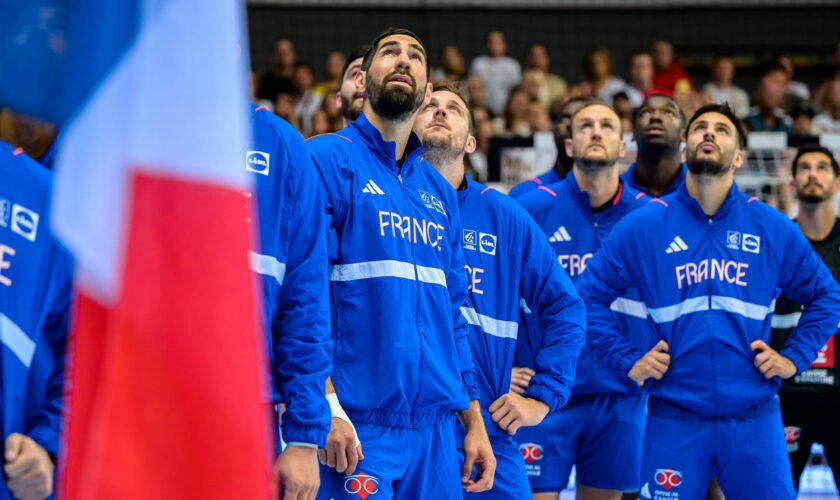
[4,25,840,500]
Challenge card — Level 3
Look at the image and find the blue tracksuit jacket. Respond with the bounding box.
[576,181,840,416]
[0,141,73,500]
[508,168,563,200]
[307,113,478,429]
[456,177,585,438]
[620,162,687,197]
[247,106,332,446]
[517,175,651,396]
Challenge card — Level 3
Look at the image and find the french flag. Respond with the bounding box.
[2,0,275,498]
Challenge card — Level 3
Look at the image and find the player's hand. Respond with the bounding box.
[509,367,535,394]
[274,446,319,500]
[461,425,496,493]
[4,433,53,500]
[489,393,549,435]
[628,340,670,387]
[751,340,797,379]
[318,417,363,475]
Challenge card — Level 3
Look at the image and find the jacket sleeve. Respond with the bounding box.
[273,132,331,447]
[776,221,840,373]
[575,226,644,376]
[447,203,479,401]
[516,211,585,412]
[26,243,73,456]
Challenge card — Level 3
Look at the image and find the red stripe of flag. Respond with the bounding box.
[60,171,274,499]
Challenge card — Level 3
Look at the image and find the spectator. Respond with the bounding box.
[470,30,522,116]
[525,42,567,106]
[468,106,493,181]
[274,92,301,131]
[744,75,792,134]
[652,40,693,93]
[813,79,840,134]
[320,90,344,131]
[466,75,487,110]
[432,45,468,88]
[763,63,806,113]
[257,37,296,103]
[309,109,331,137]
[582,48,627,104]
[775,54,811,101]
[703,56,750,119]
[312,50,346,97]
[625,51,656,108]
[791,102,817,137]
[527,99,552,133]
[613,91,634,134]
[502,87,532,136]
[522,69,545,104]
[291,62,322,136]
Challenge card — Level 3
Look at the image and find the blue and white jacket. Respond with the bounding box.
[457,177,585,439]
[248,105,331,446]
[517,174,651,397]
[576,182,840,416]
[0,141,73,500]
[307,113,478,429]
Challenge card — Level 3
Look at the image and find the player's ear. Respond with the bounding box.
[618,139,627,159]
[564,137,573,159]
[355,70,366,93]
[335,92,343,111]
[422,82,433,107]
[732,148,745,170]
[464,134,477,155]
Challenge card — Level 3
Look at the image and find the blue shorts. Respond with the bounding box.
[515,393,646,492]
[459,435,532,500]
[317,417,462,499]
[640,397,796,500]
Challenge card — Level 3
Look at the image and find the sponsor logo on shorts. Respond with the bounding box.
[519,443,544,464]
[343,471,379,498]
[785,426,801,453]
[463,229,477,250]
[519,443,544,477]
[245,150,270,175]
[655,468,682,491]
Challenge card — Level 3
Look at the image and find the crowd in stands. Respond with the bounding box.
[251,33,840,142]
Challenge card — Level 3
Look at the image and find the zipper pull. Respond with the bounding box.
[398,173,403,184]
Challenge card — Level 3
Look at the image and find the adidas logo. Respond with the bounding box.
[549,226,572,242]
[665,235,689,254]
[362,179,385,195]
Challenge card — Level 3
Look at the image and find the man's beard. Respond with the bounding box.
[574,155,615,175]
[687,148,730,177]
[422,133,462,169]
[797,185,833,204]
[341,93,363,122]
[366,72,424,122]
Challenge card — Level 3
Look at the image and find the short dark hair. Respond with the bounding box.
[432,84,474,135]
[791,144,840,177]
[685,103,745,148]
[362,28,429,77]
[341,45,370,81]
